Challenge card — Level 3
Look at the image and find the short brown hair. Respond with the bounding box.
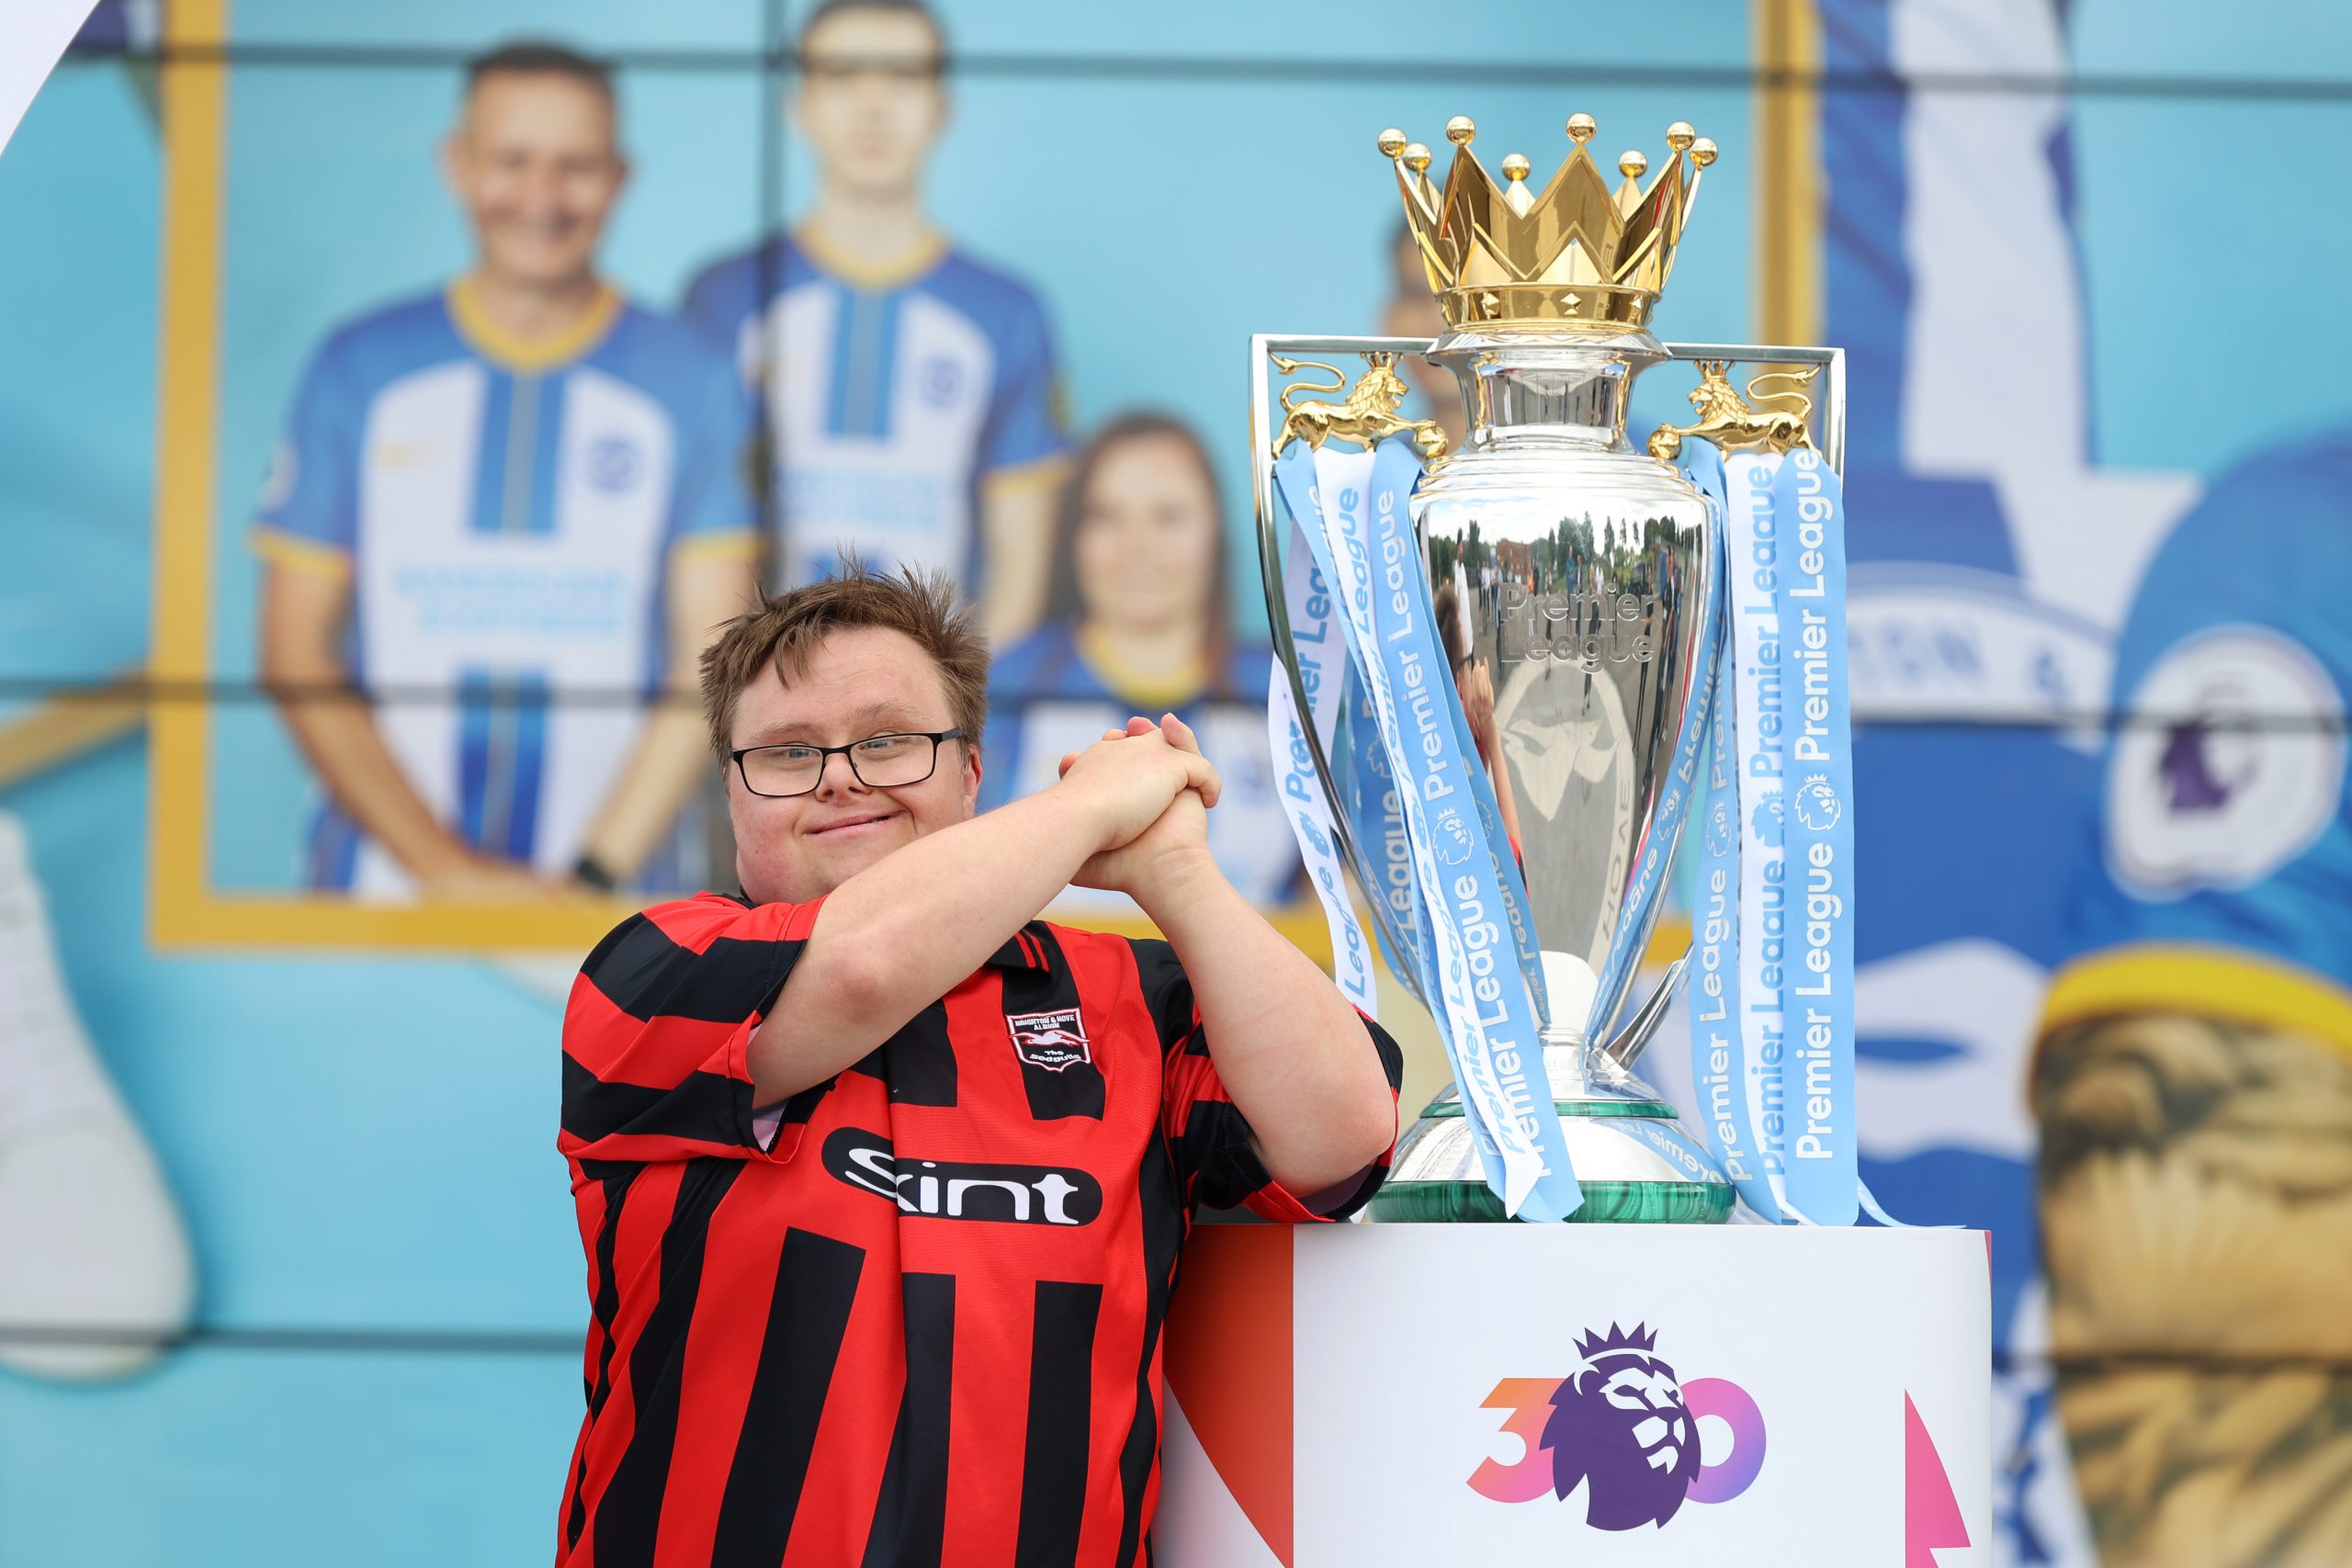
[699,562,988,761]
[463,39,616,107]
[798,0,947,74]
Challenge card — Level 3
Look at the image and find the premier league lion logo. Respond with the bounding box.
[1792,773,1843,832]
[1541,1322,1703,1530]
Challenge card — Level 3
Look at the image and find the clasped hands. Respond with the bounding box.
[1054,714,1223,898]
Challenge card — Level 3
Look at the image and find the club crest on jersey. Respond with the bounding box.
[587,434,641,492]
[921,355,963,407]
[1007,1009,1091,1073]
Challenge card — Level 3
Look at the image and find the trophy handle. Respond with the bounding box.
[1660,340,1847,473]
[1252,335,1437,999]
[1602,949,1689,1070]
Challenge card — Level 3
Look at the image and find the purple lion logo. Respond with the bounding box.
[1540,1322,1703,1530]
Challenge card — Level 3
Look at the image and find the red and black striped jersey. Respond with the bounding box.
[555,891,1401,1567]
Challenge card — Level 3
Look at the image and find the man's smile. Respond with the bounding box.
[806,809,902,839]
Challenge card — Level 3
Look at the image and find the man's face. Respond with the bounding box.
[1073,434,1221,636]
[795,7,946,201]
[726,625,980,906]
[444,72,626,290]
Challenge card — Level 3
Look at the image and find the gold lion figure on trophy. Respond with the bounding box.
[1272,353,1449,461]
[1646,360,1818,461]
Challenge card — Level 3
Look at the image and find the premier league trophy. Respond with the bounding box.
[1256,112,1847,1224]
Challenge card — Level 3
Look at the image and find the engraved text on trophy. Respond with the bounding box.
[1498,580,1659,669]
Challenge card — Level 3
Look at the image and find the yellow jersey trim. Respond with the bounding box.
[1076,624,1209,713]
[250,525,353,577]
[669,529,764,562]
[981,453,1073,497]
[794,224,947,291]
[446,277,624,374]
[2042,942,2352,1061]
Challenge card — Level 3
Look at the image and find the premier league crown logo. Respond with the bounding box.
[1543,1323,1703,1529]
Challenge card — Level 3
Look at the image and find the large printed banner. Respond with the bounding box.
[7,1,2352,1565]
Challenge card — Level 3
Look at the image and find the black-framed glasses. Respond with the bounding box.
[729,729,963,799]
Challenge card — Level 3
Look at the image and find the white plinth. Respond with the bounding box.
[1157,1224,1990,1568]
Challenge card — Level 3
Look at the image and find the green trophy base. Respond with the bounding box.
[1365,1082,1737,1224]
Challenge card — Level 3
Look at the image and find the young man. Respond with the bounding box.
[682,0,1068,642]
[254,42,759,900]
[555,567,1400,1564]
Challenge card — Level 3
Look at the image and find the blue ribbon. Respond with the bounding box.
[1342,673,1428,989]
[1680,438,1896,1227]
[1274,436,1582,1221]
[1680,444,1787,1223]
[1770,447,1859,1225]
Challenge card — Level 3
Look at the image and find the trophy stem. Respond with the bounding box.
[1429,326,1666,460]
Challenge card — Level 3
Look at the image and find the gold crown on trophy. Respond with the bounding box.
[1383,113,1716,331]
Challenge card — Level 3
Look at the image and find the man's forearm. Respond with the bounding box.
[977,482,1054,644]
[1139,858,1396,1194]
[577,698,710,880]
[277,689,475,880]
[262,562,477,882]
[583,547,758,878]
[749,788,1101,1100]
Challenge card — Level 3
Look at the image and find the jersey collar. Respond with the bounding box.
[712,890,1050,972]
[792,222,946,292]
[447,276,624,373]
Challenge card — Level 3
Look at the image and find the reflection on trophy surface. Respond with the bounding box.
[1259,109,1839,1223]
[1494,653,1639,976]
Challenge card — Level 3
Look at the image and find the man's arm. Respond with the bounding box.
[744,726,1221,1105]
[1140,852,1397,1197]
[975,469,1060,646]
[971,288,1069,646]
[1080,716,1396,1195]
[258,558,546,898]
[574,543,759,882]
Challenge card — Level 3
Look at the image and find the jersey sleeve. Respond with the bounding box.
[250,334,361,570]
[560,896,826,1165]
[978,289,1069,479]
[1128,938,1403,1220]
[680,255,756,385]
[667,348,761,554]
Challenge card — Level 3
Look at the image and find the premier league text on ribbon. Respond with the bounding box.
[1267,493,1380,1019]
[1771,445,1858,1223]
[1728,453,1791,1205]
[1275,437,1579,1219]
[1684,437,1862,1225]
[1783,451,1838,1158]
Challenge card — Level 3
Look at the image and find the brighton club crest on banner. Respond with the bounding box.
[1005,1009,1091,1072]
[1469,1322,1767,1529]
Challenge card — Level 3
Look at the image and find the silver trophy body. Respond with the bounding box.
[1391,324,1719,1223]
[1255,329,1844,1223]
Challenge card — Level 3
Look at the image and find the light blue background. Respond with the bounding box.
[4,1,2350,1560]
[196,3,1756,886]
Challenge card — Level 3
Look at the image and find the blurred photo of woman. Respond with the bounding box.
[981,412,1298,907]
